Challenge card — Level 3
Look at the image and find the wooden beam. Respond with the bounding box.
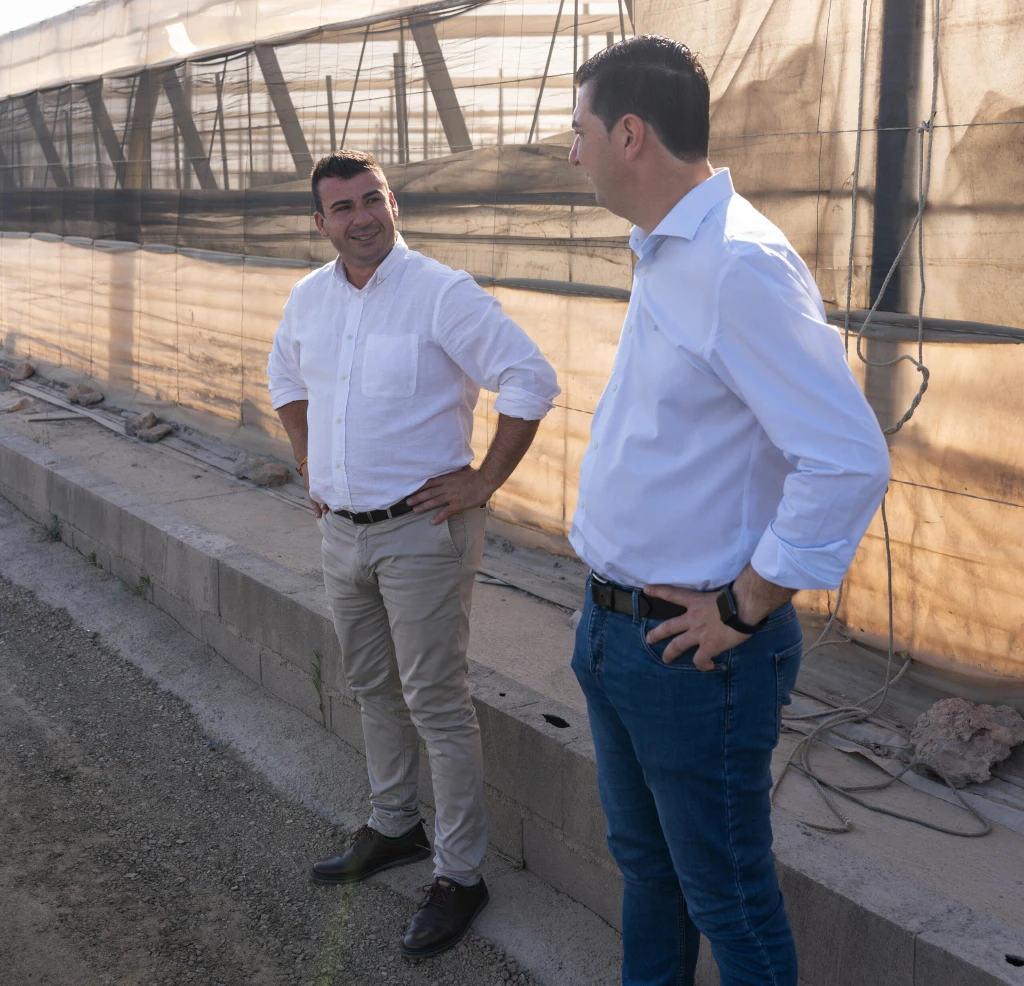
[21,91,69,187]
[80,79,128,188]
[160,67,218,190]
[410,15,472,154]
[254,44,314,178]
[124,70,159,189]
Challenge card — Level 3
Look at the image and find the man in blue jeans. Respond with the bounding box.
[566,37,891,986]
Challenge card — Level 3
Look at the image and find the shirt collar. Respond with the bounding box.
[629,168,735,256]
[334,233,408,291]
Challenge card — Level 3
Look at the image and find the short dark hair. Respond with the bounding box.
[310,150,388,214]
[575,35,710,162]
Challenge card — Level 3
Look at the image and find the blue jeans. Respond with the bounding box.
[572,579,802,986]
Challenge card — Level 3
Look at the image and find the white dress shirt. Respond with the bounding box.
[570,169,890,592]
[267,236,560,512]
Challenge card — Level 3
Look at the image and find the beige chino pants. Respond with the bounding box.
[319,504,488,884]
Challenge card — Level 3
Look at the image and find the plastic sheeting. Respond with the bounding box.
[2,0,1024,683]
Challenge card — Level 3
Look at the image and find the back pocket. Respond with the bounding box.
[360,333,418,398]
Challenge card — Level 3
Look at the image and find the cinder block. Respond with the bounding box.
[523,817,623,931]
[779,863,916,986]
[262,647,325,725]
[484,786,524,865]
[152,584,203,640]
[560,739,610,858]
[199,612,262,684]
[329,692,366,755]
[0,433,55,522]
[417,744,436,810]
[914,908,1024,986]
[695,942,721,986]
[44,462,119,538]
[216,545,328,657]
[475,699,567,828]
[66,524,115,575]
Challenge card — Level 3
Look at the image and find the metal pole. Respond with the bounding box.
[529,0,566,144]
[393,51,409,165]
[573,0,580,108]
[341,27,370,150]
[326,74,337,151]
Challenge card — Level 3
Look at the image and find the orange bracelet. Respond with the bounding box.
[296,455,308,474]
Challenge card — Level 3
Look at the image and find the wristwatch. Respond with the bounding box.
[716,581,768,635]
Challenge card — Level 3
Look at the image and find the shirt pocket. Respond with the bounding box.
[360,333,418,399]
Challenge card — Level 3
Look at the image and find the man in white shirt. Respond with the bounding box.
[267,150,559,957]
[566,37,890,986]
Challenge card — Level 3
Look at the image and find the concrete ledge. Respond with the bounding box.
[2,425,1022,986]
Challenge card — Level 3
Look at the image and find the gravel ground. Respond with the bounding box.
[0,571,540,986]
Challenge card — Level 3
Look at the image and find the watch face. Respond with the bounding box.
[716,587,736,624]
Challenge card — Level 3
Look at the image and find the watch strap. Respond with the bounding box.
[716,581,768,635]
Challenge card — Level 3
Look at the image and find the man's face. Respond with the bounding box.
[569,82,622,213]
[313,169,399,274]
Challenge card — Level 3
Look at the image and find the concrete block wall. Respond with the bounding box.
[2,426,1022,986]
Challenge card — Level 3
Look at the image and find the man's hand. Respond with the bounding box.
[642,585,750,670]
[644,566,796,670]
[407,465,494,524]
[297,461,328,519]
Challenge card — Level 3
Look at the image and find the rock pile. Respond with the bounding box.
[66,383,105,407]
[124,411,174,443]
[233,453,290,488]
[911,697,1024,788]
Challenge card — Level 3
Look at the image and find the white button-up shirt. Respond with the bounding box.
[267,237,559,512]
[570,169,890,592]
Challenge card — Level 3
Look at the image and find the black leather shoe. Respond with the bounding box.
[399,876,489,957]
[310,822,431,885]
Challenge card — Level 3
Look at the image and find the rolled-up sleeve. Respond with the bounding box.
[267,295,308,410]
[433,274,560,420]
[707,247,891,590]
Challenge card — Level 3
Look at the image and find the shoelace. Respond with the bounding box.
[418,879,455,910]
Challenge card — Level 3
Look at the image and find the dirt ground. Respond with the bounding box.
[0,573,538,986]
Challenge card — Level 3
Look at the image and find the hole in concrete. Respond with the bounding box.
[498,692,506,697]
[1007,955,1024,967]
[543,714,570,729]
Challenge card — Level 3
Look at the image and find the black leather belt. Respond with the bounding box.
[334,497,415,525]
[591,573,688,621]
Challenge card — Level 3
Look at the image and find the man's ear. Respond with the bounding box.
[389,189,400,219]
[313,211,329,238]
[620,114,646,162]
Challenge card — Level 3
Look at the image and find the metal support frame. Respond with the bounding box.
[870,0,921,312]
[160,67,218,190]
[80,78,126,187]
[22,91,70,187]
[529,0,566,144]
[124,70,159,189]
[410,15,472,154]
[326,75,337,151]
[341,28,370,150]
[393,50,410,164]
[254,44,314,178]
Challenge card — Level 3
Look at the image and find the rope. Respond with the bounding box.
[773,0,992,839]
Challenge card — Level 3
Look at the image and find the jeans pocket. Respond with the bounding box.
[773,641,803,743]
[639,618,724,672]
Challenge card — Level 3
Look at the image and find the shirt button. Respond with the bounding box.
[335,417,342,423]
[592,441,599,450]
[579,500,585,509]
[341,375,348,381]
[637,266,647,275]
[334,463,340,469]
[611,383,618,392]
[346,334,353,339]
[626,325,633,333]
